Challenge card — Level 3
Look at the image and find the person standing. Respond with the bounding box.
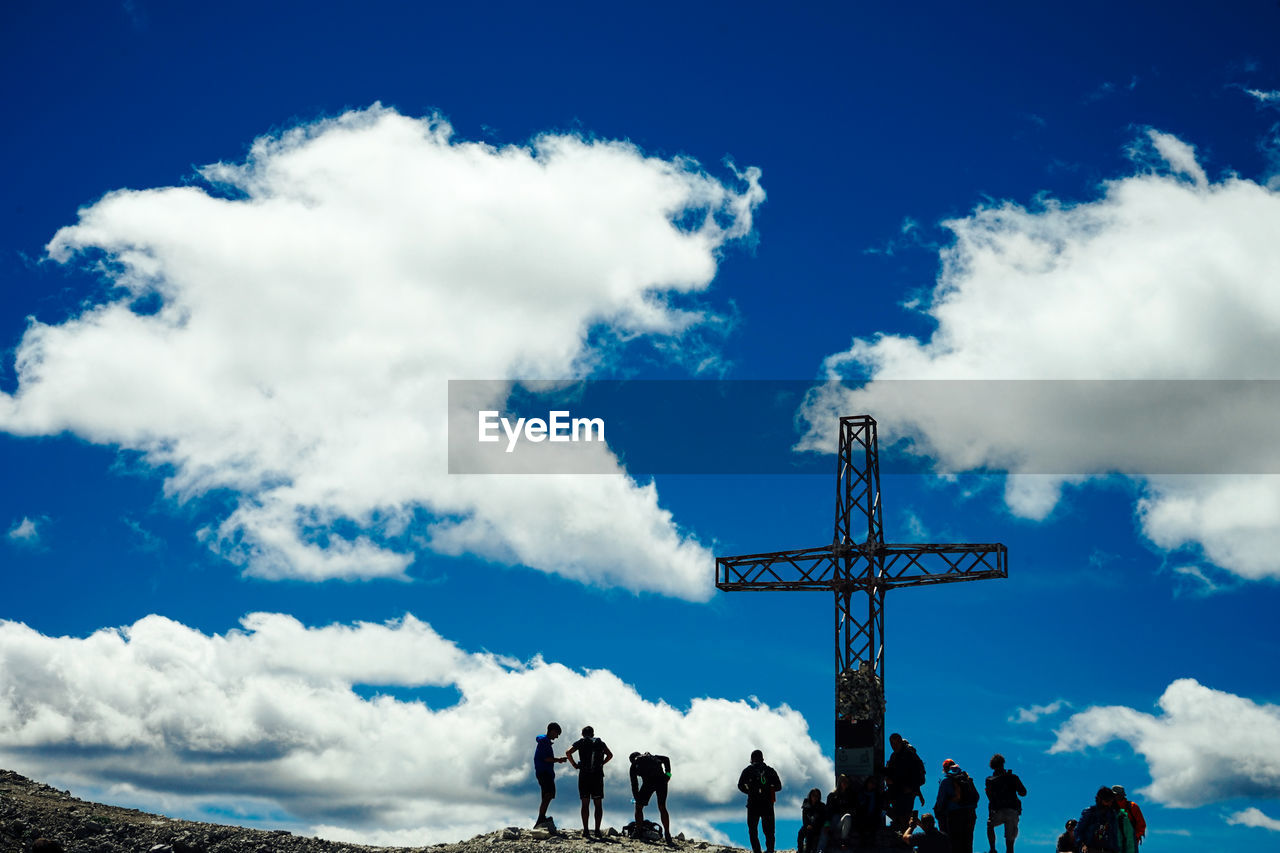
[629,750,674,845]
[534,722,568,828]
[566,725,613,839]
[738,749,782,853]
[983,754,1026,853]
[934,759,978,853]
[1110,786,1146,847]
[885,733,927,829]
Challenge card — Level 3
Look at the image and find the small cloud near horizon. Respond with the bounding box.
[1010,699,1069,724]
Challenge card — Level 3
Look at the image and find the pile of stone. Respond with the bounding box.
[835,661,883,725]
[0,769,733,853]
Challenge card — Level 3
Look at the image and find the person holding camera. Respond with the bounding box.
[902,812,951,853]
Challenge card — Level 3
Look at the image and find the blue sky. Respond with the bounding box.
[3,1,1280,849]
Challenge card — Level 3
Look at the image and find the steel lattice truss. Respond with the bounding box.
[714,415,1008,772]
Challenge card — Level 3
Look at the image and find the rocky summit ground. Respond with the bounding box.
[0,769,750,853]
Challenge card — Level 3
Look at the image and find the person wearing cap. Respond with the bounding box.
[934,759,978,853]
[1076,787,1119,853]
[1107,787,1137,853]
[1110,786,1146,846]
[984,753,1026,853]
[629,751,674,845]
[738,749,783,853]
[1055,819,1077,852]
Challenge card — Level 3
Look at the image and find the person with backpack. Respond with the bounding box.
[738,749,783,853]
[1076,787,1119,853]
[1109,786,1146,847]
[886,733,928,829]
[933,759,979,853]
[566,725,613,839]
[983,754,1026,853]
[629,750,674,845]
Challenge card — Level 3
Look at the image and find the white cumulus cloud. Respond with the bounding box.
[0,613,829,844]
[1050,678,1280,808]
[0,106,765,597]
[798,130,1280,582]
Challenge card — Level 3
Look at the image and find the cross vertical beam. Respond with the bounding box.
[715,415,1008,780]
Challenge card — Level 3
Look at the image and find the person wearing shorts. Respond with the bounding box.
[630,751,673,845]
[984,754,1026,853]
[534,722,568,828]
[567,726,613,838]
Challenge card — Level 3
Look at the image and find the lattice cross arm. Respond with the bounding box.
[715,545,840,591]
[877,543,1008,589]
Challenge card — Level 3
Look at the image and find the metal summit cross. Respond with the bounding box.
[715,415,1008,779]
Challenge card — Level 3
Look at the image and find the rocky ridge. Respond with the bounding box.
[0,770,743,853]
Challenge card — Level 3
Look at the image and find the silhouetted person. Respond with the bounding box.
[1110,786,1145,848]
[1076,787,1119,853]
[1056,819,1077,852]
[854,775,885,846]
[901,813,951,853]
[885,733,927,829]
[798,788,827,853]
[984,754,1026,853]
[566,725,613,838]
[934,759,978,853]
[738,749,782,853]
[630,750,673,844]
[826,774,858,850]
[534,722,568,828]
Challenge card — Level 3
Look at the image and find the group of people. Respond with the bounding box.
[533,722,674,844]
[533,723,1146,853]
[794,736,1027,853]
[532,722,783,853]
[1056,785,1147,853]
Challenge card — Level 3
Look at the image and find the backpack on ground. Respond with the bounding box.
[623,820,664,842]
